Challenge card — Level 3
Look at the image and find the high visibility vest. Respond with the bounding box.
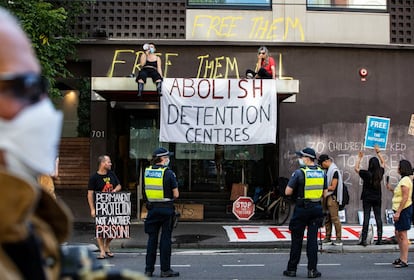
[144,166,167,201]
[301,166,324,200]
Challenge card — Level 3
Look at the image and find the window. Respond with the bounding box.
[307,0,386,11]
[188,0,271,10]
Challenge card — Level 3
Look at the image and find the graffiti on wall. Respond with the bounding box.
[190,15,305,41]
[280,123,414,223]
[108,50,294,80]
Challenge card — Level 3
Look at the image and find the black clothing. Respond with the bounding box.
[137,59,163,83]
[359,168,384,201]
[285,165,327,272]
[144,164,178,274]
[358,167,384,243]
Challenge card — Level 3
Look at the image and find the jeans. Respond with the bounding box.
[144,207,174,273]
[361,199,382,242]
[287,203,324,271]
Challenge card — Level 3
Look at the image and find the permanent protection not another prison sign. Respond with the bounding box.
[160,78,277,145]
[95,192,131,239]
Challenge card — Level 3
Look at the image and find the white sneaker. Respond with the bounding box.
[333,240,343,246]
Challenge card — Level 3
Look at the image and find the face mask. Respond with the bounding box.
[149,47,155,54]
[0,98,62,181]
[298,158,305,167]
[164,158,170,166]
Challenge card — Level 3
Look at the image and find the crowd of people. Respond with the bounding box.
[0,5,412,278]
[282,145,413,278]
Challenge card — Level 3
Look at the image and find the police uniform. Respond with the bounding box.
[284,148,326,278]
[144,149,179,277]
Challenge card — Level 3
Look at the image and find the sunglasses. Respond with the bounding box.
[0,72,48,104]
[259,52,266,55]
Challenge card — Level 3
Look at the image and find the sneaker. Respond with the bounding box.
[322,238,332,244]
[283,270,296,277]
[160,269,180,277]
[247,73,254,79]
[333,240,343,246]
[308,269,322,278]
[145,271,153,277]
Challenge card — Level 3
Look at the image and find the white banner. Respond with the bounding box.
[160,78,277,145]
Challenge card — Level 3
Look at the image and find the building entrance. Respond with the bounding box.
[127,110,277,220]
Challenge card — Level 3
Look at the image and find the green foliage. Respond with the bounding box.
[0,0,90,97]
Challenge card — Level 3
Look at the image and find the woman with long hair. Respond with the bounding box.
[354,145,385,246]
[245,46,276,79]
[386,159,413,268]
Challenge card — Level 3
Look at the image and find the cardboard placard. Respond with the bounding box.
[230,183,248,201]
[141,203,204,220]
[95,192,131,239]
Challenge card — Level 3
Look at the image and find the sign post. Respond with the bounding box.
[232,196,255,220]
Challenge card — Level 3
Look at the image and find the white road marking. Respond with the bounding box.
[299,263,341,266]
[374,262,413,266]
[154,264,192,267]
[222,264,265,267]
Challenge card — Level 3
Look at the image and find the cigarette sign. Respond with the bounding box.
[364,116,390,150]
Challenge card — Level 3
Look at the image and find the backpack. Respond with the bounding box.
[339,183,350,210]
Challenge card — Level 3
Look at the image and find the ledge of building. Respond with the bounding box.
[91,77,299,103]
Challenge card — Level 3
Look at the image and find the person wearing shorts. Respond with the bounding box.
[386,159,413,268]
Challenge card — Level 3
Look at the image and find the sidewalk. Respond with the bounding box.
[67,221,414,254]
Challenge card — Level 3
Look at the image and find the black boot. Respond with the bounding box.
[137,83,144,97]
[375,231,382,245]
[156,81,162,96]
[358,231,367,246]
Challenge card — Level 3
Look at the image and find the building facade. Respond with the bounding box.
[61,0,414,223]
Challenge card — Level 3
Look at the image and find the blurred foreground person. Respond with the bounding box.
[0,7,72,279]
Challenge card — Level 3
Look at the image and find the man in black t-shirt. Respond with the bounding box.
[87,155,122,259]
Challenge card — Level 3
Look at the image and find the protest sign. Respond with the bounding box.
[160,78,277,145]
[364,115,390,149]
[95,191,131,239]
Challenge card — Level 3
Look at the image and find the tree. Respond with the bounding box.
[0,0,90,96]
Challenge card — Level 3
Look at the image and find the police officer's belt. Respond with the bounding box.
[296,198,321,207]
[148,201,174,208]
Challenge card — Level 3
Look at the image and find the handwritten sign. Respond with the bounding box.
[408,114,414,136]
[95,192,131,239]
[159,78,277,145]
[364,115,390,150]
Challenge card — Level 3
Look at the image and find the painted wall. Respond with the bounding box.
[78,43,414,222]
[186,2,389,44]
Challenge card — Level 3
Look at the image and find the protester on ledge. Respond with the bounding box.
[245,46,276,79]
[136,43,163,97]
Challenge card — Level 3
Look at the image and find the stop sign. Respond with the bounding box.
[232,196,255,220]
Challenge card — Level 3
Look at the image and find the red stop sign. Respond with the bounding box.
[232,196,255,220]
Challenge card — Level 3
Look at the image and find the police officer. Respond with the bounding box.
[283,147,327,278]
[144,147,179,278]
